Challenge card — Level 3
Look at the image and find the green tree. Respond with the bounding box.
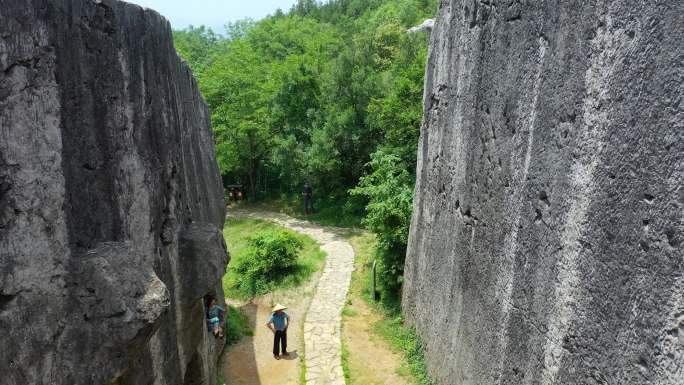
[351,150,414,304]
[173,26,222,74]
[201,39,274,197]
[174,0,439,298]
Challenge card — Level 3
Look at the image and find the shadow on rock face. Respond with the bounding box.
[178,222,230,307]
[58,242,171,380]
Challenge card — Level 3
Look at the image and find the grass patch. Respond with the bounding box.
[304,203,362,228]
[395,363,411,377]
[237,196,363,228]
[372,316,433,385]
[222,217,326,299]
[341,339,351,382]
[344,231,435,385]
[342,306,359,317]
[346,231,380,304]
[225,305,253,346]
[299,352,307,385]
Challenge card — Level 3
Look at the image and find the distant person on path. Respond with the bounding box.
[302,182,313,214]
[207,297,225,339]
[266,304,290,359]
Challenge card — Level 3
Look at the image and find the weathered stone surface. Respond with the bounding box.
[0,1,227,384]
[404,1,683,384]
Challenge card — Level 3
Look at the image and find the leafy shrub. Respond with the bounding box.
[351,150,414,307]
[230,229,303,296]
[223,218,327,299]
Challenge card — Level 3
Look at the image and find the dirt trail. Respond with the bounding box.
[342,298,412,385]
[219,208,411,385]
[219,285,315,385]
[220,208,351,385]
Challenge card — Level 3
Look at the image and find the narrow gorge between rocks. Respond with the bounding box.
[0,1,682,385]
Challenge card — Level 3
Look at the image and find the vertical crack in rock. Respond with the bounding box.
[495,35,548,383]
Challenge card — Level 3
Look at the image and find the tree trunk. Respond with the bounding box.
[247,165,256,200]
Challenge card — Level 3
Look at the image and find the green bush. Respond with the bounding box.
[223,218,327,299]
[350,150,414,307]
[230,229,303,296]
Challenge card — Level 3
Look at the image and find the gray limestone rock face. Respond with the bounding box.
[0,1,228,384]
[403,1,683,384]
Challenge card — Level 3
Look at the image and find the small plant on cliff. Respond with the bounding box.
[229,229,303,296]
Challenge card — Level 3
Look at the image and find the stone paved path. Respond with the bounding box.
[228,209,355,385]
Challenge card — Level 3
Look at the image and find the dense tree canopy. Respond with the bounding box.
[174,0,437,302]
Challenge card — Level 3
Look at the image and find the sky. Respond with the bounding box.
[124,0,300,33]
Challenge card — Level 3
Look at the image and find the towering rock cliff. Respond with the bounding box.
[0,1,227,384]
[404,1,683,384]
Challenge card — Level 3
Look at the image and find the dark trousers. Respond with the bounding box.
[304,196,313,214]
[273,329,287,356]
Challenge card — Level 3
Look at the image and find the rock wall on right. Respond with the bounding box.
[402,1,683,384]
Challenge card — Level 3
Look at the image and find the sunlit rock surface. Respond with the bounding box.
[0,1,227,384]
[404,1,683,384]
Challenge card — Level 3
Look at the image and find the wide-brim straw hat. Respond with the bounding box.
[272,304,287,312]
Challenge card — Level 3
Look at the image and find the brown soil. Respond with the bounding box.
[219,209,413,385]
[342,298,413,385]
[219,274,319,385]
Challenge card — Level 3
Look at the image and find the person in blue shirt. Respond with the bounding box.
[266,304,290,359]
[207,297,225,339]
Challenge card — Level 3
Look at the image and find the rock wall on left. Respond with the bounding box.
[0,1,228,384]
